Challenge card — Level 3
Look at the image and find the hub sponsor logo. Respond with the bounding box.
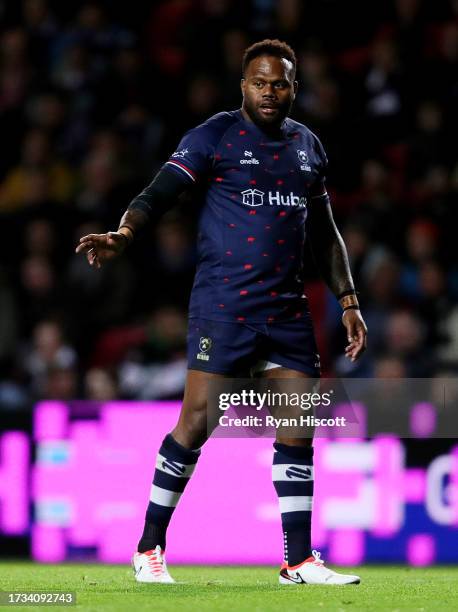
[241,189,306,208]
[268,191,307,207]
[241,189,264,206]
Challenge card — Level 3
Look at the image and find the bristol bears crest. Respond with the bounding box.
[197,337,212,361]
[297,149,311,171]
[199,337,212,352]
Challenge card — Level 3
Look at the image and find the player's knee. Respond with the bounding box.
[173,409,208,449]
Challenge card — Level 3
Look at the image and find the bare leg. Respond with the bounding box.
[259,367,314,447]
[172,369,228,449]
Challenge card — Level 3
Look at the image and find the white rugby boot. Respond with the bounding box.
[279,549,360,585]
[132,545,175,583]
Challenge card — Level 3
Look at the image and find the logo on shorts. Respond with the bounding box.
[197,336,212,361]
[297,149,311,171]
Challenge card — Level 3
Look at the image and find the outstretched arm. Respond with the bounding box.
[307,186,367,362]
[75,168,188,268]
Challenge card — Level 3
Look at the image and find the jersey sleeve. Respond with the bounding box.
[163,124,216,184]
[312,134,329,184]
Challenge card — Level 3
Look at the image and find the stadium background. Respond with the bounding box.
[0,0,457,565]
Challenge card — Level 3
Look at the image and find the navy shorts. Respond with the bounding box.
[187,316,321,377]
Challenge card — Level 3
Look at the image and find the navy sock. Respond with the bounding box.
[272,442,314,566]
[137,433,200,553]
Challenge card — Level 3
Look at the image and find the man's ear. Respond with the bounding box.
[240,77,246,97]
[293,80,298,98]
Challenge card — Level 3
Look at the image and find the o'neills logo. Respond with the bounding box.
[241,189,306,208]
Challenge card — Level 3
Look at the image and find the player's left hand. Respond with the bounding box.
[342,309,367,362]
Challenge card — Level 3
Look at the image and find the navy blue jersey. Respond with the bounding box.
[164,109,328,323]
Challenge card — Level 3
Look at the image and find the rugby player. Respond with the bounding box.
[76,39,367,585]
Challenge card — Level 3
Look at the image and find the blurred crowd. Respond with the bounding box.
[0,0,457,409]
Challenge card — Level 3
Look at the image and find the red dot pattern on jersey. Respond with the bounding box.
[240,290,248,296]
[273,154,279,160]
[275,266,281,272]
[226,250,232,255]
[278,211,286,217]
[249,179,256,185]
[257,280,264,284]
[239,130,246,135]
[277,239,285,245]
[229,223,236,228]
[237,316,245,321]
[267,316,275,322]
[219,304,225,308]
[244,264,252,270]
[215,177,223,182]
[262,253,269,257]
[247,236,255,242]
[295,312,302,318]
[223,277,230,282]
[270,291,278,297]
[277,179,284,185]
[265,225,271,230]
[226,143,232,147]
[249,210,256,215]
[214,154,221,160]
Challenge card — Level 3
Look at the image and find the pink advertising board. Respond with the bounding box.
[24,401,458,564]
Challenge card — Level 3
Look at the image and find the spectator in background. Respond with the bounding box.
[400,219,439,300]
[0,28,31,115]
[18,255,60,335]
[84,367,118,401]
[373,354,408,378]
[118,305,187,400]
[382,309,431,376]
[42,365,78,400]
[20,319,77,398]
[65,220,135,356]
[363,37,406,147]
[0,128,75,211]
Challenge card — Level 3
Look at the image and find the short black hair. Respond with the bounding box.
[242,39,297,77]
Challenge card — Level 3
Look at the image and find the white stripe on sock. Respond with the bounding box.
[279,496,313,513]
[272,464,314,482]
[149,484,182,508]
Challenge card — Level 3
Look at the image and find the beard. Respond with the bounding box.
[244,97,293,128]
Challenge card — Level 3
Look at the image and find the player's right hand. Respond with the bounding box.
[75,232,127,269]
